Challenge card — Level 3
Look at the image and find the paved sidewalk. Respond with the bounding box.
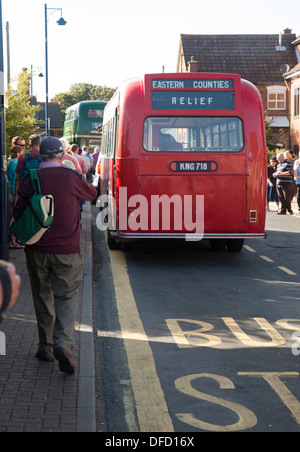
[268,198,299,214]
[0,204,96,432]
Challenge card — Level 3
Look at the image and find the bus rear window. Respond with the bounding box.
[143,117,244,153]
[88,109,104,119]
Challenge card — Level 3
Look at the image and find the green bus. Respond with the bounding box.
[63,100,107,150]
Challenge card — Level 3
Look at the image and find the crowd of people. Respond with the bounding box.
[267,147,300,215]
[1,134,97,374]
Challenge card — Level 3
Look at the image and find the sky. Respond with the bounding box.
[1,0,300,102]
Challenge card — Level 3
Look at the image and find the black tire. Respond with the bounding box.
[210,239,227,252]
[107,228,121,250]
[226,239,244,253]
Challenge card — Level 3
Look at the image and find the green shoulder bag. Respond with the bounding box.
[11,169,54,245]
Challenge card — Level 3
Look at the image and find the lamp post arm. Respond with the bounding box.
[46,7,63,21]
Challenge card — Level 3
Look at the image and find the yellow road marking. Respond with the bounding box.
[238,373,300,425]
[244,245,256,253]
[278,266,297,276]
[245,248,297,276]
[175,374,257,432]
[108,249,174,432]
[260,255,274,263]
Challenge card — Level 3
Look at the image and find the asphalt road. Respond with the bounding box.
[93,204,300,433]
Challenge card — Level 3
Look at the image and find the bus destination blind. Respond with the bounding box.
[152,91,235,111]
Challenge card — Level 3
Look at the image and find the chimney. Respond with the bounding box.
[276,33,286,52]
[188,56,198,73]
[283,28,292,35]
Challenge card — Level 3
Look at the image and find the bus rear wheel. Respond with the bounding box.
[210,239,244,252]
[107,229,121,250]
[226,239,244,253]
[210,239,227,252]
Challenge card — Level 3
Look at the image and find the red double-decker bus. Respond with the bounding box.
[98,73,267,252]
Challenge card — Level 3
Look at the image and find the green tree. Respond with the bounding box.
[5,71,41,157]
[265,113,286,160]
[52,83,116,121]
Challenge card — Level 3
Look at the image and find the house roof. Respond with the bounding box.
[179,33,299,84]
[36,102,63,129]
[30,97,63,129]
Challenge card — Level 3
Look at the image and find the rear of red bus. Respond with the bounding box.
[104,73,267,251]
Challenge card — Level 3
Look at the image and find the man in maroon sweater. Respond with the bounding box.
[13,137,97,374]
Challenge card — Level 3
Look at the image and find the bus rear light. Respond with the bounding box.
[129,210,138,223]
[97,163,101,174]
[249,210,257,223]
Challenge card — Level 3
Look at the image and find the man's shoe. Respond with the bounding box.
[277,211,287,215]
[35,350,54,363]
[54,347,75,374]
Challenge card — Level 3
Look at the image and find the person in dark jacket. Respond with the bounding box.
[267,157,279,212]
[13,137,97,374]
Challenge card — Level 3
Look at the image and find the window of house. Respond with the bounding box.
[294,86,300,117]
[267,86,286,110]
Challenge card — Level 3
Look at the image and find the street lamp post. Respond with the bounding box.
[0,0,9,260]
[44,4,66,137]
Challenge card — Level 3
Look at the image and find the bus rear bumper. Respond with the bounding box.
[113,231,267,240]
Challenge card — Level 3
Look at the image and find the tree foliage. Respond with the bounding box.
[265,118,284,147]
[52,83,117,121]
[5,71,41,157]
[265,113,286,161]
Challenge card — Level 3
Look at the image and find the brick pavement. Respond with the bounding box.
[0,204,95,432]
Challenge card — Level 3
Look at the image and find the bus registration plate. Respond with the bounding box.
[170,161,218,173]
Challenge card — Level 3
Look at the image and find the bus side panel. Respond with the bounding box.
[242,80,267,234]
[113,80,143,231]
[118,79,144,159]
[115,159,140,232]
[99,156,111,196]
[63,120,76,144]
